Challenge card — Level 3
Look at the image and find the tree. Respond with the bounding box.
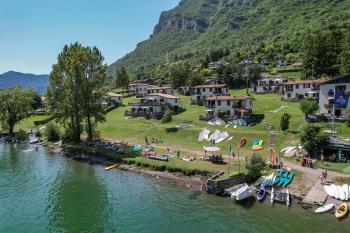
[47,43,107,143]
[0,86,34,135]
[169,61,189,89]
[161,110,173,123]
[187,70,204,87]
[245,155,266,180]
[44,122,61,142]
[300,98,319,118]
[115,66,129,89]
[31,91,43,110]
[340,33,350,74]
[300,124,329,157]
[280,113,291,132]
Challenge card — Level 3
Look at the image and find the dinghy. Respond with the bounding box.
[233,185,253,201]
[257,188,266,201]
[315,203,335,214]
[224,183,245,196]
[335,203,348,219]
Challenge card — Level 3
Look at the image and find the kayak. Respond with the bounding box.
[273,170,283,186]
[283,171,295,187]
[337,185,345,200]
[257,187,266,201]
[105,164,119,170]
[315,203,335,214]
[335,203,348,219]
[278,171,289,186]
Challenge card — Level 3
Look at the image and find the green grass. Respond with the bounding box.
[97,89,306,166]
[318,162,350,174]
[14,115,49,131]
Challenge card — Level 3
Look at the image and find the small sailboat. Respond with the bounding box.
[105,164,119,171]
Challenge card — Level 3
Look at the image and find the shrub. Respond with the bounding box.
[300,124,329,157]
[300,98,319,117]
[280,113,291,132]
[161,110,173,123]
[15,130,28,141]
[245,155,266,180]
[44,122,61,142]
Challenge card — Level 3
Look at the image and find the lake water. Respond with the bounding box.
[0,143,348,233]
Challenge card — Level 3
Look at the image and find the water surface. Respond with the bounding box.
[0,143,348,233]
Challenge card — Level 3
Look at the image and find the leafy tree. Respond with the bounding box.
[115,66,129,89]
[280,113,291,132]
[44,122,61,142]
[161,110,173,123]
[300,98,319,118]
[31,91,43,110]
[169,61,189,89]
[187,70,204,87]
[245,155,266,180]
[0,86,34,135]
[300,124,329,157]
[47,43,107,142]
[340,33,350,74]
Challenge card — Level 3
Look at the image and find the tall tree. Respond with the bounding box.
[169,61,189,89]
[300,124,329,157]
[47,43,107,142]
[115,66,129,89]
[340,33,350,74]
[300,98,319,118]
[0,86,34,135]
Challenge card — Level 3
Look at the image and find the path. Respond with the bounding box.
[302,181,328,205]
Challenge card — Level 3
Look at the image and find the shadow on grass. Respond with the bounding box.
[251,114,264,124]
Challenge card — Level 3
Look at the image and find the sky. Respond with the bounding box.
[0,0,180,74]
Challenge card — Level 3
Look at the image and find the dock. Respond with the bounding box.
[303,182,328,205]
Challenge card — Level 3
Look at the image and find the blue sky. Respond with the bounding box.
[0,0,180,74]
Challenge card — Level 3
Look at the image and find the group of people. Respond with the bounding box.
[209,154,224,164]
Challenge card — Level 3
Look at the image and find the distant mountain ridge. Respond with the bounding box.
[0,71,49,95]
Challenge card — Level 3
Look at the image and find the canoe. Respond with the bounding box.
[342,184,349,201]
[273,170,283,186]
[315,203,335,214]
[105,164,119,171]
[224,183,246,196]
[286,189,290,207]
[335,203,348,219]
[334,185,339,199]
[330,184,337,198]
[278,171,289,186]
[261,173,274,188]
[283,171,295,187]
[257,188,266,201]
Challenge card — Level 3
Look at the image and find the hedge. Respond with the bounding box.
[34,116,54,126]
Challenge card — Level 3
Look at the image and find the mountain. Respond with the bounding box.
[0,71,49,95]
[109,0,350,80]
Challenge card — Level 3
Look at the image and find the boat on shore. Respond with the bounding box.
[234,185,253,201]
[105,164,119,170]
[224,183,246,196]
[315,203,335,214]
[257,188,266,201]
[335,203,348,219]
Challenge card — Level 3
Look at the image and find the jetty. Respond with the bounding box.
[303,182,328,205]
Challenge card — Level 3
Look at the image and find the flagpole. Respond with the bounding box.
[238,145,240,174]
[228,146,231,175]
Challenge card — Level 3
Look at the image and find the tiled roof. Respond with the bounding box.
[145,93,179,99]
[193,84,227,88]
[206,96,251,101]
[285,80,324,85]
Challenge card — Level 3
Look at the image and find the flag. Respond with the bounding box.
[229,145,235,158]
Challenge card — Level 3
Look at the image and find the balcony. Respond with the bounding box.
[128,102,162,107]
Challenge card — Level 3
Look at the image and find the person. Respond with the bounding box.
[145,136,148,145]
[166,147,170,153]
[177,149,180,159]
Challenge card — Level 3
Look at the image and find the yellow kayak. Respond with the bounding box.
[335,203,348,219]
[105,164,119,171]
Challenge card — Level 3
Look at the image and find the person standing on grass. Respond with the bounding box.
[177,149,180,159]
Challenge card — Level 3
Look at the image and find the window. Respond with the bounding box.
[305,93,308,97]
[227,100,230,106]
[218,100,221,106]
[160,98,164,103]
[335,85,346,94]
[175,99,178,103]
[295,84,299,89]
[202,88,205,92]
[306,84,310,88]
[210,88,212,92]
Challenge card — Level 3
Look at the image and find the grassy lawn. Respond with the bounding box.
[318,161,350,174]
[14,115,49,131]
[97,89,305,166]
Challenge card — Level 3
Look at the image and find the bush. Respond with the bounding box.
[161,110,173,123]
[300,98,319,117]
[61,128,75,143]
[280,113,291,132]
[245,155,266,180]
[44,122,61,142]
[300,124,329,157]
[15,130,28,141]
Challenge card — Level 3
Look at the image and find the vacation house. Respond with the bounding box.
[319,74,350,118]
[128,83,155,96]
[192,84,229,104]
[283,80,323,101]
[125,93,180,118]
[201,95,253,120]
[252,76,288,94]
[106,92,123,106]
[146,86,173,95]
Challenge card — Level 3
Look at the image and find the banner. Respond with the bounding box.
[334,92,349,108]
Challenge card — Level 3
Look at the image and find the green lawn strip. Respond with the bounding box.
[318,161,350,174]
[15,115,49,131]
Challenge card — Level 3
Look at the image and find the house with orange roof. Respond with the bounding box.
[283,80,323,101]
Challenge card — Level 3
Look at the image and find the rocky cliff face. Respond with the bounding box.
[153,14,209,34]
